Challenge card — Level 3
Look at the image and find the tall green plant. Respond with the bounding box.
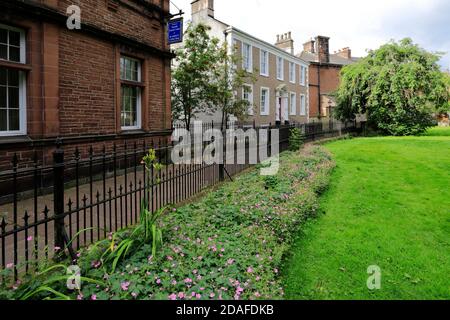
[171,23,221,128]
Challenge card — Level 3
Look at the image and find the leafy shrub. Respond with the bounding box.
[289,128,304,151]
[263,175,279,190]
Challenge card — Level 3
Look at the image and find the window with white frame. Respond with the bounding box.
[242,84,253,115]
[120,56,142,130]
[260,49,269,76]
[276,56,284,80]
[242,42,252,72]
[300,94,306,116]
[300,65,307,86]
[290,92,297,115]
[0,24,27,136]
[260,87,270,116]
[289,62,296,83]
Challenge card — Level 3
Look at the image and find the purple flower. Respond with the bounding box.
[121,282,130,291]
[168,293,177,300]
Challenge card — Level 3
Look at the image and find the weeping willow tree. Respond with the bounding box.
[335,38,449,136]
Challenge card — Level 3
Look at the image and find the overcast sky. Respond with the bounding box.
[170,0,450,70]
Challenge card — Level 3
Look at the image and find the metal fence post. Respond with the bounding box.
[53,139,66,256]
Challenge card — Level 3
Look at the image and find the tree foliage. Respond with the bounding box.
[171,23,220,128]
[171,23,256,129]
[335,38,449,136]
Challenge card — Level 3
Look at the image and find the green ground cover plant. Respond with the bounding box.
[1,145,335,300]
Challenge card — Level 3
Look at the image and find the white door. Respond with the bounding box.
[276,97,281,122]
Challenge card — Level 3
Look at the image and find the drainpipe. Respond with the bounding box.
[317,64,321,118]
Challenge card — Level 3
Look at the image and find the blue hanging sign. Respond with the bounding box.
[168,18,183,44]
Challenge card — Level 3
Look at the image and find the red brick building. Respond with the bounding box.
[299,36,358,120]
[0,0,173,168]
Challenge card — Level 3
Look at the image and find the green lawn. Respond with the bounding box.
[283,128,450,300]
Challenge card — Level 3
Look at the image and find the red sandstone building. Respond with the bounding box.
[0,0,173,167]
[299,36,359,120]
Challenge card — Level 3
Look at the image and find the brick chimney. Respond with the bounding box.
[303,39,315,53]
[316,35,330,63]
[191,0,214,18]
[336,47,351,60]
[275,32,294,54]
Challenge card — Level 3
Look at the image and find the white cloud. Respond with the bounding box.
[171,0,449,69]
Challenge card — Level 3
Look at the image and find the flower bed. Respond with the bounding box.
[1,145,335,300]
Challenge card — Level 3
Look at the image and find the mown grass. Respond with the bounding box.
[283,128,450,300]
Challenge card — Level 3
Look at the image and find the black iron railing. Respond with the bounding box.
[0,121,360,280]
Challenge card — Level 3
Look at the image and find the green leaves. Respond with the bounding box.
[335,38,449,136]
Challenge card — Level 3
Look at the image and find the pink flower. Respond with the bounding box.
[171,280,177,285]
[196,294,201,299]
[191,292,196,297]
[221,248,225,252]
[131,292,138,298]
[210,293,215,298]
[197,256,203,261]
[91,294,97,300]
[255,292,261,298]
[167,256,173,261]
[156,279,161,284]
[54,246,61,251]
[184,278,193,284]
[121,282,130,291]
[77,294,84,300]
[6,263,13,269]
[168,293,177,300]
[227,259,235,265]
[247,267,254,273]
[27,236,33,242]
[178,292,185,299]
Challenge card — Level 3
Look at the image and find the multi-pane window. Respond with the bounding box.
[300,65,307,86]
[260,49,269,76]
[300,94,306,116]
[289,62,296,83]
[0,24,26,136]
[243,85,253,115]
[276,56,284,80]
[242,43,252,72]
[290,92,297,115]
[260,88,269,115]
[120,56,142,129]
[0,26,23,63]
